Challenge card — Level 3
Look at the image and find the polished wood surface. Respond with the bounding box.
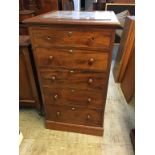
[20,70,135,154]
[46,120,104,136]
[43,86,106,109]
[19,10,35,22]
[35,48,109,71]
[24,11,120,26]
[113,16,134,103]
[19,35,31,46]
[19,10,35,35]
[40,68,107,90]
[19,35,40,110]
[121,46,135,102]
[20,24,28,35]
[19,0,59,14]
[25,11,119,136]
[30,27,112,50]
[37,0,59,14]
[113,16,135,82]
[46,104,103,126]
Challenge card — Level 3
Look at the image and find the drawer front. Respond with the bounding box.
[43,87,106,109]
[31,27,112,50]
[35,48,109,71]
[45,104,103,127]
[40,69,107,90]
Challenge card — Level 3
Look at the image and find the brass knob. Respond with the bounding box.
[51,76,56,80]
[88,58,95,65]
[87,98,91,103]
[49,56,53,60]
[56,111,60,116]
[69,49,73,53]
[68,31,72,37]
[87,114,91,119]
[69,70,74,73]
[71,107,75,110]
[88,78,93,84]
[54,94,58,100]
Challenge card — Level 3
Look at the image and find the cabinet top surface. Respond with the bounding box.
[24,11,120,27]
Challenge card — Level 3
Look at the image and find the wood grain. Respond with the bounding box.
[113,16,135,82]
[121,47,135,102]
[25,11,119,136]
[45,120,104,136]
[45,104,103,127]
[35,47,109,71]
[19,36,40,110]
[43,86,106,109]
[40,68,107,90]
[31,26,112,50]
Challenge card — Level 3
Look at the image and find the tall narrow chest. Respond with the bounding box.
[24,11,120,136]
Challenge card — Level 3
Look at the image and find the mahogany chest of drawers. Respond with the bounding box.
[24,11,120,136]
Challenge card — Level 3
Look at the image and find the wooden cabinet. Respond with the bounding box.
[24,11,119,136]
[37,0,59,14]
[121,47,135,102]
[19,10,35,35]
[113,16,135,102]
[19,0,59,14]
[19,35,41,110]
[113,16,135,82]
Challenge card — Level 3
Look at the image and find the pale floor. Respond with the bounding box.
[19,61,135,155]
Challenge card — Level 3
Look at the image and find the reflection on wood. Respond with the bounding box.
[113,16,135,82]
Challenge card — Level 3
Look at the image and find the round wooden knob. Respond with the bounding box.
[49,56,53,60]
[88,78,93,84]
[69,70,74,73]
[68,31,72,37]
[69,49,73,53]
[54,94,58,100]
[56,111,60,116]
[87,98,91,103]
[88,58,95,65]
[51,76,56,80]
[87,114,91,119]
[71,107,75,110]
[71,89,75,93]
[47,36,51,40]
